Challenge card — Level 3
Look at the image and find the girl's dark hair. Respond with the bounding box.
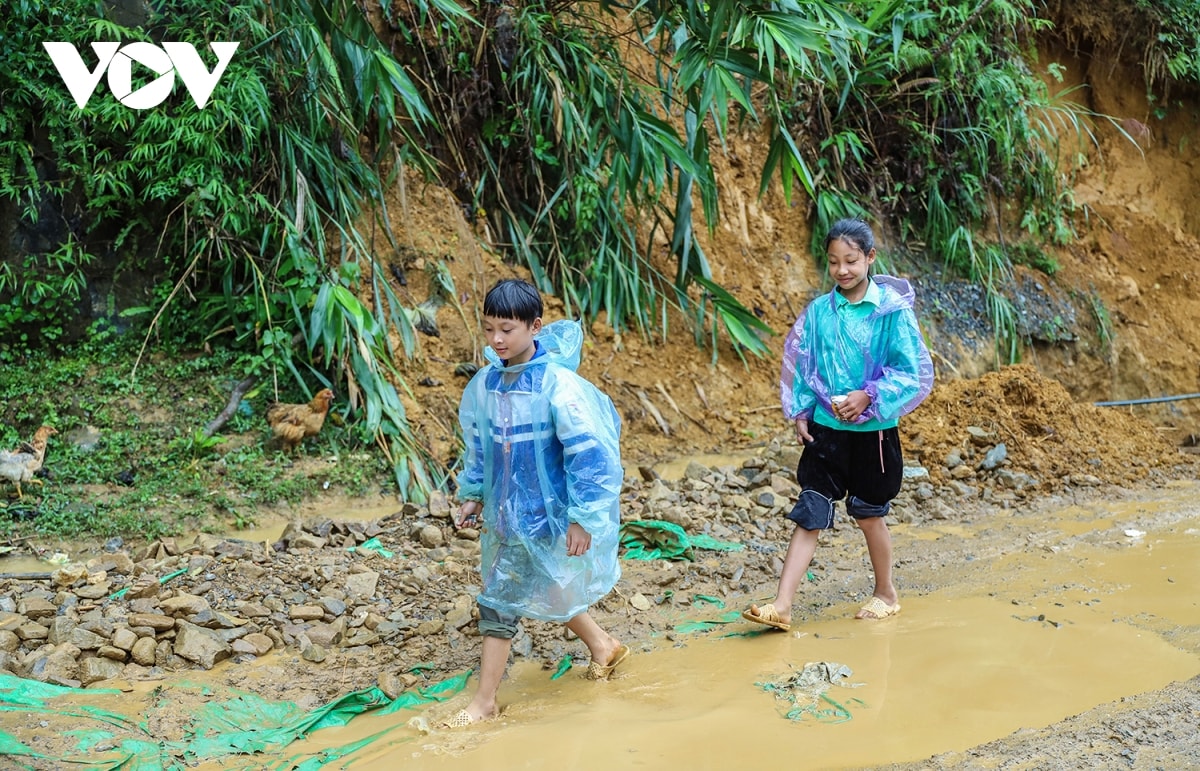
[824,218,875,255]
[483,279,543,323]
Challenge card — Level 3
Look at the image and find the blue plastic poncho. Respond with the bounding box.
[780,275,933,431]
[457,320,623,622]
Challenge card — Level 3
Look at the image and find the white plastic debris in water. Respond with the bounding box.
[1123,529,1146,539]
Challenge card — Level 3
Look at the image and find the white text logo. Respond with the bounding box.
[42,41,240,109]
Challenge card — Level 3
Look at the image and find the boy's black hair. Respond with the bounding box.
[483,278,543,323]
[825,218,876,255]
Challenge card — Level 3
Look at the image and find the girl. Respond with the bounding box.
[744,218,933,630]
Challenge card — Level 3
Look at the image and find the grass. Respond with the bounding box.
[0,335,393,540]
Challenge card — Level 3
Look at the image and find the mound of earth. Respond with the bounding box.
[902,364,1189,489]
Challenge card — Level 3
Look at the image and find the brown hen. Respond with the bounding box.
[266,389,335,452]
[0,425,58,499]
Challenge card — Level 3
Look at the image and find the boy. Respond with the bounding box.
[446,278,628,728]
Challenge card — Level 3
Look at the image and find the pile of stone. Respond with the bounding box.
[0,431,1179,689]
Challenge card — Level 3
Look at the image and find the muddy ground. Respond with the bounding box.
[2,361,1198,768]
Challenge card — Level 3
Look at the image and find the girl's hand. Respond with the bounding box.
[566,522,592,556]
[795,417,814,444]
[835,390,870,422]
[454,500,482,529]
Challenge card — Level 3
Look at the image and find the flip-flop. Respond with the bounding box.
[741,603,791,631]
[855,597,901,619]
[586,644,630,680]
[441,708,498,728]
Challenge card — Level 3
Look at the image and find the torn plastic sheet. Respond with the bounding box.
[0,669,470,769]
[620,520,743,561]
[756,662,866,723]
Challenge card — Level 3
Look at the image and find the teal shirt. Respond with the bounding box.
[780,276,933,432]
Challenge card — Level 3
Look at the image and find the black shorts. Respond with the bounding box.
[786,422,903,530]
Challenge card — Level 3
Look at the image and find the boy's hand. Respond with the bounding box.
[794,417,813,444]
[454,500,482,529]
[566,522,592,556]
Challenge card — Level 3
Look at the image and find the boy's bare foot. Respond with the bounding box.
[586,642,630,680]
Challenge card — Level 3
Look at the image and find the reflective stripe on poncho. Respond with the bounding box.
[780,275,933,431]
[457,320,623,622]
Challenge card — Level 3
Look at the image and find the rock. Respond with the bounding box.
[160,593,211,616]
[97,645,127,661]
[418,525,444,549]
[0,630,19,652]
[173,622,231,669]
[236,602,271,618]
[979,443,1008,471]
[88,552,135,575]
[289,605,325,621]
[130,637,158,666]
[75,582,111,600]
[17,597,56,620]
[927,499,958,520]
[51,565,89,587]
[238,633,274,656]
[755,490,784,508]
[303,620,344,648]
[966,426,993,446]
[445,606,474,630]
[110,628,138,651]
[950,465,976,480]
[25,647,79,683]
[343,630,381,647]
[318,597,346,617]
[288,533,328,550]
[343,571,380,601]
[630,593,652,611]
[124,575,160,600]
[427,490,453,519]
[996,469,1039,491]
[80,656,125,685]
[15,623,48,642]
[129,613,175,632]
[646,479,675,506]
[769,473,801,497]
[236,563,266,580]
[658,507,694,530]
[415,619,444,636]
[299,637,326,663]
[377,671,405,700]
[728,494,753,510]
[67,628,107,651]
[47,617,77,645]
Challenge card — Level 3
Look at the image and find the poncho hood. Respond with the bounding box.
[483,319,582,372]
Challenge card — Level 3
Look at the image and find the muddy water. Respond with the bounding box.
[214,500,1200,769]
